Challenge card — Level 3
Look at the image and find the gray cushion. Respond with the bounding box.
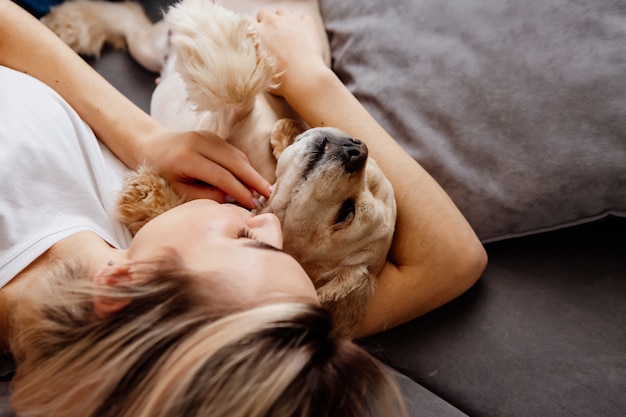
[319,0,626,242]
[364,216,626,416]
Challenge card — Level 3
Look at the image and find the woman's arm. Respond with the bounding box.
[256,9,487,337]
[0,0,270,207]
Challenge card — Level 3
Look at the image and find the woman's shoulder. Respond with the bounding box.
[0,66,132,285]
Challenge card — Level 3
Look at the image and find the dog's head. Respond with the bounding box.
[257,126,397,334]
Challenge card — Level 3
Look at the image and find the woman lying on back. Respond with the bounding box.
[0,1,485,416]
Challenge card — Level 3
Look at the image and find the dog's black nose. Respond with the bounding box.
[341,138,368,173]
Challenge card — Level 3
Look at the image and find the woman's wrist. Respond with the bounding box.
[97,113,166,171]
[282,66,338,118]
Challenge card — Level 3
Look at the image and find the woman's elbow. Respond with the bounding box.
[450,232,488,293]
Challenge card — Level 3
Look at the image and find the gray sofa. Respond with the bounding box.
[1,0,624,416]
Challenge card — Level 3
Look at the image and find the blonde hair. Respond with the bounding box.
[9,258,407,417]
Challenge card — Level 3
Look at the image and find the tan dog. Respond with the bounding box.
[260,125,396,335]
[43,0,396,336]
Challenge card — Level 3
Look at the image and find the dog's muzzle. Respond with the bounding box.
[303,131,369,178]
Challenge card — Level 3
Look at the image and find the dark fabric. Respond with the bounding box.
[393,370,468,417]
[13,0,63,17]
[319,0,626,243]
[363,216,626,417]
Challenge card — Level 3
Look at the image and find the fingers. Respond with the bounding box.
[182,156,266,209]
[164,131,271,209]
[194,131,271,198]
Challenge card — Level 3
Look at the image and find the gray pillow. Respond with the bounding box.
[319,0,626,242]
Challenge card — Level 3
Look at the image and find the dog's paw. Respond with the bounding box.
[117,167,185,235]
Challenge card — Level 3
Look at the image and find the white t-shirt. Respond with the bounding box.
[0,66,133,285]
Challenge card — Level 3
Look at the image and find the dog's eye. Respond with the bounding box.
[335,198,356,224]
[304,136,329,179]
[313,136,328,157]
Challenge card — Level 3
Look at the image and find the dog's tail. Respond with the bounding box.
[166,0,279,116]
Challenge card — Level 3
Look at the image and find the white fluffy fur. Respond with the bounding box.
[166,0,279,114]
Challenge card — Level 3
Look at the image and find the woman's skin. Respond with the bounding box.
[254,9,488,336]
[0,201,319,347]
[126,200,318,307]
[0,0,271,208]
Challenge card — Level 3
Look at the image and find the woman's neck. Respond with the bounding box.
[0,231,126,350]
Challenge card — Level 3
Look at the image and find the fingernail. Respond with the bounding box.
[268,185,274,195]
[225,195,236,203]
[252,197,263,210]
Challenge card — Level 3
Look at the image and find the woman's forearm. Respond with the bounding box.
[0,0,158,169]
[0,0,272,208]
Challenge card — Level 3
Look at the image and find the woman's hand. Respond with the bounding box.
[139,128,271,209]
[254,8,328,98]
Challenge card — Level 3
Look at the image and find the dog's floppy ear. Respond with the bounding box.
[270,118,306,160]
[316,265,377,337]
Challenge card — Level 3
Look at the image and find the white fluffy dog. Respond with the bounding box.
[43,0,396,336]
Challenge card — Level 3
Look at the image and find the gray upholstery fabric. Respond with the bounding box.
[319,0,626,242]
[393,371,469,417]
[363,216,626,417]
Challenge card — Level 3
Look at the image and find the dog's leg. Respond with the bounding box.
[126,20,169,74]
[116,166,185,236]
[42,0,168,72]
[269,118,306,160]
